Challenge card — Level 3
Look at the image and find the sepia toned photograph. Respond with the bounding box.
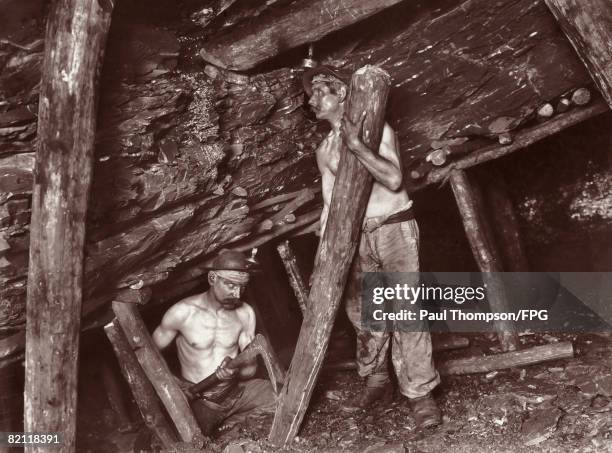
[0,0,611,452]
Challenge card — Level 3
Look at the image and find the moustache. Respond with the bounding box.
[221,298,242,308]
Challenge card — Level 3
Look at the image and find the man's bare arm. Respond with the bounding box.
[152,302,190,350]
[341,117,403,191]
[318,171,333,237]
[236,305,257,379]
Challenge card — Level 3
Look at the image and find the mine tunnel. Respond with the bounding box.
[1,0,611,451]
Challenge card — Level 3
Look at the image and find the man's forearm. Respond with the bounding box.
[348,141,402,190]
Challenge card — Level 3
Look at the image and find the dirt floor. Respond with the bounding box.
[76,332,612,453]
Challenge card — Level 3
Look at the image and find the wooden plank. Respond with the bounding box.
[544,0,612,107]
[251,190,303,211]
[449,170,519,352]
[276,240,309,316]
[104,320,177,449]
[229,209,320,253]
[425,100,609,186]
[269,66,391,446]
[199,0,404,70]
[269,188,315,225]
[324,336,470,372]
[111,302,205,448]
[23,0,114,450]
[438,342,574,375]
[289,221,320,238]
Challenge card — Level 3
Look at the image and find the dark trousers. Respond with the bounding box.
[187,379,276,435]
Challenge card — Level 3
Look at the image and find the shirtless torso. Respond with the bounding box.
[153,291,256,383]
[316,123,412,234]
[306,75,411,235]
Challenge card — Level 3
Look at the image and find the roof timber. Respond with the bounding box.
[425,99,609,186]
[544,0,612,108]
[199,0,405,71]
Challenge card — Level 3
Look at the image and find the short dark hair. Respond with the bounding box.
[302,65,351,96]
[311,74,347,96]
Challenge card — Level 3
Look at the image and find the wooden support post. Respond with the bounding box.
[438,341,574,375]
[483,172,530,271]
[277,240,309,315]
[468,173,503,267]
[449,170,519,352]
[104,320,177,449]
[544,0,612,107]
[111,302,205,448]
[24,0,114,450]
[270,66,391,446]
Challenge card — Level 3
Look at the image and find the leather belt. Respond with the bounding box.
[383,208,414,225]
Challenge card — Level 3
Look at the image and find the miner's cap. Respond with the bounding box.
[203,249,260,272]
[302,65,351,97]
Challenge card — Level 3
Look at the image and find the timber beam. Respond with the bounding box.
[544,0,612,108]
[438,341,574,375]
[104,320,178,449]
[449,170,520,352]
[111,302,205,448]
[425,100,608,186]
[199,0,404,71]
[23,0,114,450]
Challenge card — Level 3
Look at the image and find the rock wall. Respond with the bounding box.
[0,0,607,329]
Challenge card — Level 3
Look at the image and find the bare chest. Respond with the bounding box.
[180,308,243,350]
[317,133,342,175]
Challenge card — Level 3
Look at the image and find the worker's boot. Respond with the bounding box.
[409,392,441,430]
[342,373,392,411]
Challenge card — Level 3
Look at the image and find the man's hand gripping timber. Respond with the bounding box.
[339,111,403,191]
[215,356,239,381]
[340,110,368,155]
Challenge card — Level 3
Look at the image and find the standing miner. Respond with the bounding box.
[303,66,441,429]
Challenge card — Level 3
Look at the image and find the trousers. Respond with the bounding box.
[344,217,441,398]
[185,379,276,435]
